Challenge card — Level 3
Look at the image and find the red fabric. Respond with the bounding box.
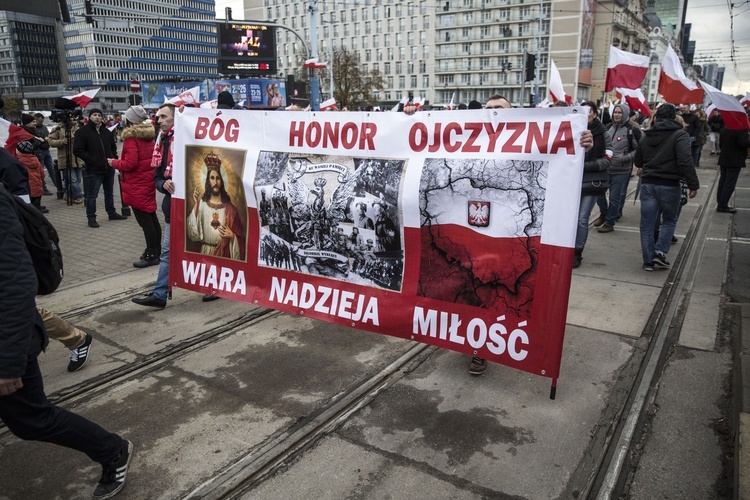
[658,72,704,104]
[111,136,157,212]
[16,152,44,198]
[4,126,35,155]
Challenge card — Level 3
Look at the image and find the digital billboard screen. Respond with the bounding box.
[217,23,277,77]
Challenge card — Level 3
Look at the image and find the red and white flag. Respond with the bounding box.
[616,88,652,117]
[740,92,750,107]
[446,92,456,110]
[303,58,327,69]
[200,99,218,109]
[547,59,570,104]
[605,46,649,92]
[62,88,100,108]
[391,95,409,112]
[699,80,750,130]
[320,97,338,111]
[165,86,200,106]
[658,45,704,104]
[0,116,35,154]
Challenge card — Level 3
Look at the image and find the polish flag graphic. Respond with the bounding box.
[605,46,649,92]
[62,89,100,108]
[658,45,704,104]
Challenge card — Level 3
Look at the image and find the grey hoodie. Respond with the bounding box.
[605,103,641,175]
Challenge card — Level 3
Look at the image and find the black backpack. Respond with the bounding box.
[13,196,64,295]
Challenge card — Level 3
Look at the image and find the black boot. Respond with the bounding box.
[133,249,159,268]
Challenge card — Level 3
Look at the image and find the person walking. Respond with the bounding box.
[716,127,750,213]
[574,101,612,268]
[73,108,128,228]
[0,182,133,499]
[109,106,161,268]
[634,104,699,271]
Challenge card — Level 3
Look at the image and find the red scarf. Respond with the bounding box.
[151,127,174,178]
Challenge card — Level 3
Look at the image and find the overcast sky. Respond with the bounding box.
[213,0,749,95]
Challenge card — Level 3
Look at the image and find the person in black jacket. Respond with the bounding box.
[0,183,133,499]
[708,109,724,155]
[73,108,127,228]
[634,104,699,270]
[716,127,750,213]
[574,101,612,268]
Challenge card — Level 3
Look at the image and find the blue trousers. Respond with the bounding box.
[85,168,116,219]
[639,183,681,265]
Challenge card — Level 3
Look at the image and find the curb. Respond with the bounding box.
[735,305,750,499]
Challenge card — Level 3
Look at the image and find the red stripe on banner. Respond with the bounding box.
[719,109,750,130]
[169,197,574,378]
[605,65,648,92]
[658,72,704,104]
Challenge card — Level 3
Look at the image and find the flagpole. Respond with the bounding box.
[307,0,321,111]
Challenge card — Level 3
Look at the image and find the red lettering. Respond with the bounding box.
[195,117,210,139]
[323,122,340,148]
[209,119,224,140]
[484,122,505,152]
[359,122,377,150]
[341,123,357,149]
[289,121,305,147]
[463,123,482,153]
[409,123,428,152]
[429,123,442,153]
[225,119,239,143]
[525,121,550,154]
[305,121,322,147]
[442,122,462,153]
[501,122,525,153]
[550,121,576,155]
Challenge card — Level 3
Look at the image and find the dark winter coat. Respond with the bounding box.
[718,128,750,169]
[634,119,700,190]
[154,129,173,223]
[0,183,47,379]
[111,122,157,213]
[0,148,30,198]
[33,123,50,150]
[709,113,724,133]
[582,118,612,194]
[73,121,117,173]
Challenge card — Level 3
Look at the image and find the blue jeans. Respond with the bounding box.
[84,168,116,219]
[692,144,703,167]
[639,184,681,264]
[575,194,599,253]
[62,168,83,198]
[603,173,631,226]
[153,222,170,301]
[39,150,56,191]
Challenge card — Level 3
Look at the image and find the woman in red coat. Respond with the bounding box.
[109,106,160,268]
[16,140,48,213]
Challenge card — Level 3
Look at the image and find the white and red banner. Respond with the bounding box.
[616,87,652,117]
[62,88,100,108]
[170,108,588,380]
[303,58,327,69]
[605,46,649,92]
[699,80,750,130]
[658,45,704,104]
[166,86,201,106]
[740,92,750,108]
[548,59,571,105]
[320,98,338,111]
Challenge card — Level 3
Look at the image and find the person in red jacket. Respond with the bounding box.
[15,140,48,213]
[109,106,160,268]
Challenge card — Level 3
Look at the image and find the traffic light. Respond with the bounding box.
[525,53,536,82]
[84,0,94,24]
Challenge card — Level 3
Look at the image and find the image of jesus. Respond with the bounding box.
[187,161,246,261]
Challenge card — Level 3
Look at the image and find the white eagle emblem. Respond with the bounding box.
[468,201,490,227]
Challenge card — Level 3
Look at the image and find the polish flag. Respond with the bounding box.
[446,92,455,110]
[658,45,704,104]
[605,46,649,92]
[413,96,425,110]
[200,99,218,109]
[320,98,338,111]
[706,103,716,118]
[62,88,100,108]
[740,92,750,107]
[698,80,750,130]
[391,95,409,112]
[166,86,200,106]
[303,58,327,69]
[616,88,652,117]
[536,97,551,108]
[0,116,35,154]
[547,59,570,104]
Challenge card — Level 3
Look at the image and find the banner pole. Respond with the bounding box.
[550,378,557,400]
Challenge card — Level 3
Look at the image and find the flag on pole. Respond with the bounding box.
[320,97,338,111]
[391,96,409,112]
[698,80,750,130]
[62,88,100,108]
[0,116,35,154]
[547,59,569,104]
[740,92,750,107]
[605,46,649,92]
[446,92,455,110]
[165,86,200,106]
[616,88,652,117]
[658,45,704,104]
[303,58,327,69]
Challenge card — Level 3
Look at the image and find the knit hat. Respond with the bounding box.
[21,114,34,126]
[88,108,103,117]
[16,140,35,154]
[655,104,677,121]
[468,100,482,110]
[217,91,235,109]
[123,105,148,125]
